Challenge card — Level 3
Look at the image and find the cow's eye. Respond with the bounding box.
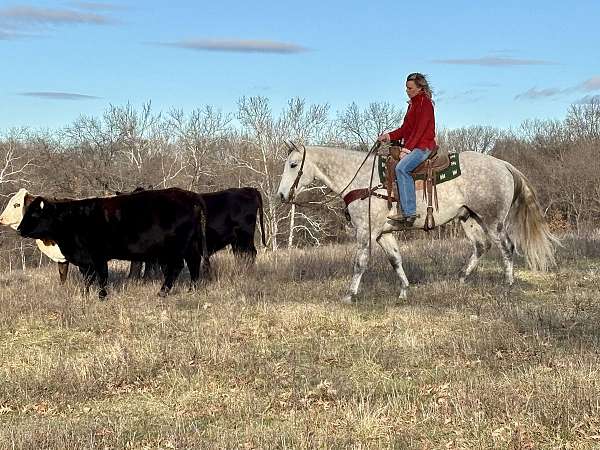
[14,203,20,208]
[290,162,298,169]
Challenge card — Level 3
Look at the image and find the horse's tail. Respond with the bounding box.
[504,162,560,271]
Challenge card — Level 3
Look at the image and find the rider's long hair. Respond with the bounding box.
[407,73,433,101]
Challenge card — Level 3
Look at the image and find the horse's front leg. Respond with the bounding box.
[342,231,370,304]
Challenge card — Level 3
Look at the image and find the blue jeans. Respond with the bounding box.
[395,148,431,216]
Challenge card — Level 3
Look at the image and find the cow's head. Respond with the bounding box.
[0,188,35,231]
[17,196,58,239]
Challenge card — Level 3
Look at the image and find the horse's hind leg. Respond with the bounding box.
[459,215,491,283]
[489,222,515,286]
[376,233,410,299]
[342,231,370,304]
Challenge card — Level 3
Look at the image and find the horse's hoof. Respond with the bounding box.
[341,295,355,305]
[459,277,467,284]
[398,290,407,300]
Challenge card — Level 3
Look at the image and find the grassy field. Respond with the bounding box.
[1,235,600,449]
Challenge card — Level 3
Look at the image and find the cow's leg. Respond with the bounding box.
[144,261,162,279]
[184,245,202,291]
[158,259,184,297]
[459,215,491,283]
[376,233,410,300]
[58,262,69,284]
[128,261,143,279]
[342,230,371,304]
[93,259,109,299]
[232,246,256,267]
[232,232,257,267]
[79,266,96,295]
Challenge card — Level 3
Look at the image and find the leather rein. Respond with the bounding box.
[285,141,385,206]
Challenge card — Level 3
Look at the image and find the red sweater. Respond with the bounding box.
[388,92,436,151]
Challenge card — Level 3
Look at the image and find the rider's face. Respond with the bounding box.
[406,80,422,99]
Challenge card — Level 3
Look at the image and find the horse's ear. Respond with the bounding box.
[284,141,294,154]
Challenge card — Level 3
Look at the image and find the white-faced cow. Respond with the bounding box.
[17,188,208,299]
[0,188,69,282]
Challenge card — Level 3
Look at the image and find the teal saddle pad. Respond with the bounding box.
[378,152,461,185]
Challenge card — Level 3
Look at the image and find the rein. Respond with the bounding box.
[286,141,381,206]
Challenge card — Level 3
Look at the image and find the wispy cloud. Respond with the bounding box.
[515,87,565,100]
[0,28,18,39]
[432,56,557,66]
[515,76,600,101]
[154,38,309,54]
[579,76,600,92]
[18,91,100,100]
[0,5,114,26]
[437,89,485,103]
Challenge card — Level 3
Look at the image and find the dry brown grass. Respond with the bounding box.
[1,235,600,449]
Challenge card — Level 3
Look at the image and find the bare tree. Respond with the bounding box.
[565,97,600,142]
[168,106,232,191]
[438,125,504,154]
[336,102,404,149]
[233,96,288,250]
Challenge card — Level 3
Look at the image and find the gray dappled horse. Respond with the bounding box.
[276,145,559,303]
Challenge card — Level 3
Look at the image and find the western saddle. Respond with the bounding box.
[385,141,450,231]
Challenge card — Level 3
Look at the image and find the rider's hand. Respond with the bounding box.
[377,133,391,142]
[399,147,411,159]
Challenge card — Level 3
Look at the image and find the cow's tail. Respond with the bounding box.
[504,162,560,271]
[256,189,267,247]
[196,198,210,274]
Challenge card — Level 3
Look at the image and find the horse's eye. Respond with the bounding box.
[290,162,298,169]
[14,203,20,208]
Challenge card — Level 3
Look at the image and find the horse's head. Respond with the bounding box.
[277,142,314,203]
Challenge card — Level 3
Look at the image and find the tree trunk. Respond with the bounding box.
[288,203,296,247]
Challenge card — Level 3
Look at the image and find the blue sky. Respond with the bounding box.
[1,0,599,132]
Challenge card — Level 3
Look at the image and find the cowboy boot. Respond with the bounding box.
[387,183,405,221]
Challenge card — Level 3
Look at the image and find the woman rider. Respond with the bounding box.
[378,72,437,224]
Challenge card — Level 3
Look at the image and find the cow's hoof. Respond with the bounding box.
[341,294,355,305]
[157,289,169,298]
[98,289,108,300]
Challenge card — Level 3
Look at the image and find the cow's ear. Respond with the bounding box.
[24,193,34,210]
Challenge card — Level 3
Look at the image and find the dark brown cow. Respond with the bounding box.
[18,188,208,299]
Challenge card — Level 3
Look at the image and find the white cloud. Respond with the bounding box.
[18,91,100,100]
[0,5,114,26]
[155,38,308,54]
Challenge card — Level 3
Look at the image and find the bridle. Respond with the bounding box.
[285,142,307,203]
[284,140,381,204]
[283,140,383,257]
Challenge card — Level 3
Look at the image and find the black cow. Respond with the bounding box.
[125,187,266,270]
[198,187,266,268]
[18,188,208,299]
